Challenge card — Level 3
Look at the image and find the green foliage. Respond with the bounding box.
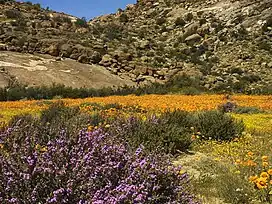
[8,102,92,144]
[242,74,261,83]
[194,159,254,204]
[32,3,41,10]
[230,67,244,75]
[232,106,265,114]
[110,109,245,154]
[119,13,129,23]
[0,0,15,4]
[75,17,88,27]
[156,17,166,25]
[111,114,193,155]
[165,74,205,94]
[219,101,265,114]
[0,73,270,102]
[53,16,72,24]
[194,110,245,141]
[175,17,186,26]
[100,23,125,41]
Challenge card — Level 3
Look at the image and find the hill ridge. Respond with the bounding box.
[0,0,271,92]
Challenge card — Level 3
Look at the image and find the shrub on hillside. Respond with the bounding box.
[53,16,72,24]
[75,17,88,27]
[4,9,22,19]
[0,124,199,203]
[175,17,186,26]
[165,74,205,93]
[0,0,14,4]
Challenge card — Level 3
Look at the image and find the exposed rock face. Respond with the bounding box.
[0,0,271,90]
[0,51,134,88]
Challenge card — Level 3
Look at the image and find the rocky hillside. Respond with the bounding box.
[0,0,271,92]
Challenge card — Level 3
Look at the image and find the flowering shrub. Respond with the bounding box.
[0,124,198,203]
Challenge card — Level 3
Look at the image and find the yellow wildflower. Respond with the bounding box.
[179,170,186,175]
[262,156,269,162]
[235,159,241,165]
[246,160,257,167]
[260,172,269,179]
[35,144,41,150]
[191,135,196,141]
[256,177,268,189]
[35,144,47,152]
[235,170,241,174]
[40,146,48,153]
[88,126,94,131]
[247,152,254,157]
[232,137,239,142]
[263,161,269,167]
[268,169,272,175]
[249,175,258,183]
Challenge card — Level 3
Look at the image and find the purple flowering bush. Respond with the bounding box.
[0,123,199,203]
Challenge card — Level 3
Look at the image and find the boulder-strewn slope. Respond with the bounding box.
[0,0,271,91]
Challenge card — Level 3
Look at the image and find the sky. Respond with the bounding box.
[23,0,137,20]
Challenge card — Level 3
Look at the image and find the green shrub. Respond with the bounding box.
[32,3,41,10]
[161,109,193,128]
[194,110,245,141]
[111,112,193,155]
[156,17,166,25]
[219,101,265,114]
[0,75,270,102]
[4,9,22,19]
[180,87,202,95]
[230,67,244,75]
[242,74,261,83]
[6,85,27,101]
[0,0,14,4]
[75,17,88,27]
[0,88,7,101]
[175,17,186,26]
[119,13,129,22]
[233,106,265,114]
[7,102,92,144]
[53,16,72,24]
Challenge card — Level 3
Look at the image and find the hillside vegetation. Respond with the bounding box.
[0,0,271,92]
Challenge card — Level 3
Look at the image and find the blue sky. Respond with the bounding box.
[23,0,136,20]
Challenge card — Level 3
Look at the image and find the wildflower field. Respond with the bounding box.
[0,94,272,203]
